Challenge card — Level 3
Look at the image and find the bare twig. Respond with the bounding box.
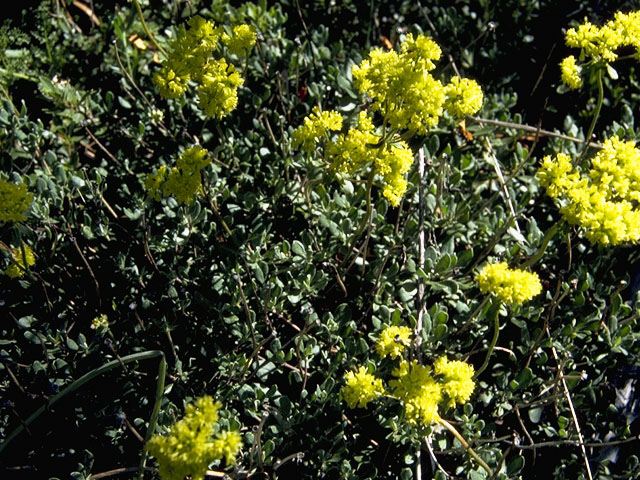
[469,116,602,149]
[66,222,101,305]
[483,138,522,237]
[547,331,593,480]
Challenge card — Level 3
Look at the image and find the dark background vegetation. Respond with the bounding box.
[1,1,639,479]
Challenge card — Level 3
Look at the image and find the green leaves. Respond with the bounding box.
[2,1,640,480]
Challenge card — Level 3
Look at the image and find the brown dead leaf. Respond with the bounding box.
[458,119,473,141]
[128,34,148,51]
[379,35,393,50]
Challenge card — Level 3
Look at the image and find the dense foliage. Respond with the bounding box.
[1,1,639,479]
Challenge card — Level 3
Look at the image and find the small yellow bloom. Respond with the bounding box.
[476,262,542,305]
[351,34,448,135]
[389,360,442,426]
[444,77,484,117]
[433,356,475,407]
[560,55,583,89]
[91,314,109,331]
[0,179,33,223]
[292,107,343,152]
[223,24,256,56]
[145,146,211,204]
[538,136,640,245]
[146,396,241,480]
[565,20,622,62]
[342,366,384,409]
[375,325,412,359]
[153,16,248,120]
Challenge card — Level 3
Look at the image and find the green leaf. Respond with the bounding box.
[434,254,452,273]
[117,96,132,109]
[507,455,525,476]
[511,367,534,390]
[291,240,306,257]
[528,406,543,423]
[66,337,79,351]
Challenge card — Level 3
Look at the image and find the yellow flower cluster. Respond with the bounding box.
[342,366,385,408]
[389,360,443,425]
[145,146,212,204]
[389,356,475,426]
[291,107,343,152]
[292,35,483,208]
[5,244,35,278]
[560,55,583,90]
[90,314,109,331]
[223,24,257,56]
[343,356,475,428]
[375,325,412,359]
[0,178,33,223]
[476,262,542,305]
[146,396,242,480]
[538,136,640,245]
[154,16,255,119]
[352,33,483,134]
[443,76,484,118]
[566,19,623,62]
[561,11,640,88]
[433,356,475,408]
[326,112,414,207]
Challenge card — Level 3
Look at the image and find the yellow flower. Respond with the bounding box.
[145,146,211,204]
[538,136,640,245]
[211,430,243,465]
[433,356,475,407]
[223,24,256,56]
[537,153,578,198]
[326,113,414,207]
[0,179,33,223]
[91,314,109,331]
[352,34,447,135]
[444,76,484,117]
[146,396,241,480]
[197,58,244,119]
[565,20,622,62]
[400,33,442,71]
[291,107,343,152]
[389,360,442,426]
[153,16,249,119]
[476,262,542,305]
[145,165,168,201]
[5,244,35,278]
[612,11,640,57]
[342,366,384,409]
[563,11,640,64]
[560,55,583,89]
[376,325,412,359]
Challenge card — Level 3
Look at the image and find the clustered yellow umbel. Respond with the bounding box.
[292,34,483,207]
[560,11,640,89]
[146,396,242,480]
[145,145,212,204]
[342,325,475,427]
[154,15,255,119]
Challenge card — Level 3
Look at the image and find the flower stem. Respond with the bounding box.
[340,170,375,270]
[132,0,167,56]
[474,301,500,379]
[519,221,561,269]
[138,353,167,480]
[577,67,604,166]
[438,418,494,476]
